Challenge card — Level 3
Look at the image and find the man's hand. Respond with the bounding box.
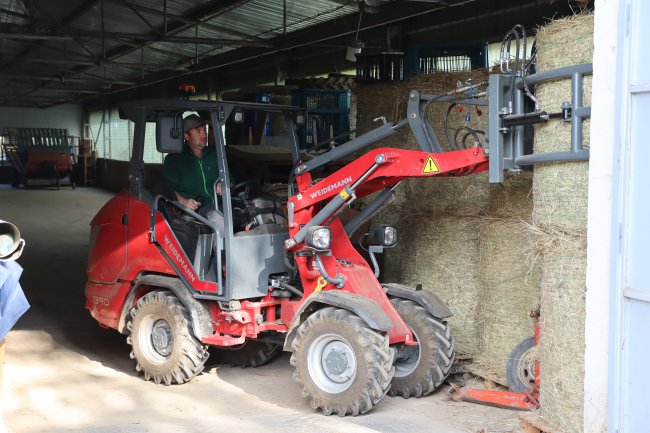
[176,193,201,211]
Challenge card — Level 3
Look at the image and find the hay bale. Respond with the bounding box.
[354,81,415,150]
[473,218,541,380]
[488,172,533,218]
[535,13,594,71]
[403,171,490,217]
[532,159,589,234]
[537,233,587,433]
[532,13,592,432]
[353,70,489,152]
[400,215,482,355]
[400,171,530,223]
[355,72,538,370]
[532,12,593,234]
[354,71,491,280]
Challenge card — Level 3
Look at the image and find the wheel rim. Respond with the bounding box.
[307,333,357,393]
[515,347,536,391]
[393,329,421,378]
[139,314,174,364]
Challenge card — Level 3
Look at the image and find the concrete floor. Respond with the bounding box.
[0,186,524,433]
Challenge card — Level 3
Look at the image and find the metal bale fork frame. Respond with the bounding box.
[484,23,592,183]
[487,63,593,183]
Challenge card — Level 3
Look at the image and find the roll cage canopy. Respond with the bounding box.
[119,98,307,125]
[119,98,307,200]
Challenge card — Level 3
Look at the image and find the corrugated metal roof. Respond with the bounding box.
[0,0,367,106]
[0,0,450,107]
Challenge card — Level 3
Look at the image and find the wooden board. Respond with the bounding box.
[520,414,561,433]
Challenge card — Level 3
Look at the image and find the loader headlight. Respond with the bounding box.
[305,226,331,251]
[374,224,397,247]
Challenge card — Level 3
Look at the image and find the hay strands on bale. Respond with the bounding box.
[448,310,541,411]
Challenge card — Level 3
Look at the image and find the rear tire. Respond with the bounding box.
[126,290,209,385]
[388,298,454,398]
[290,307,394,416]
[213,340,282,368]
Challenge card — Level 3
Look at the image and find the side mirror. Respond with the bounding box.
[156,115,183,153]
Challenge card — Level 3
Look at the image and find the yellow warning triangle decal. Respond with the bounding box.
[422,155,440,174]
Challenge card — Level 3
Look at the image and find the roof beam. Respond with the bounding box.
[116,0,160,35]
[17,57,175,73]
[8,86,100,94]
[0,6,51,23]
[0,72,134,85]
[108,0,268,43]
[0,23,274,47]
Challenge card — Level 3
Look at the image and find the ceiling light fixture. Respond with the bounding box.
[346,1,365,62]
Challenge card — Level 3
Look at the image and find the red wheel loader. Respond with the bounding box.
[85,93,488,415]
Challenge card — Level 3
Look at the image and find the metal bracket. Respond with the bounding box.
[488,63,593,183]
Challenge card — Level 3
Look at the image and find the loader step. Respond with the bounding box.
[202,334,246,347]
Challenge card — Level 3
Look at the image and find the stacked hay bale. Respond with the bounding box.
[533,12,593,433]
[472,173,540,381]
[401,215,483,355]
[355,72,490,218]
[356,71,540,365]
[356,70,539,365]
[355,72,491,355]
[353,15,591,431]
[396,169,538,368]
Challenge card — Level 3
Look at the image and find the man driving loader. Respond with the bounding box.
[163,114,225,235]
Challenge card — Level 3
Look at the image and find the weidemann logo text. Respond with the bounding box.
[309,176,353,200]
[164,235,196,282]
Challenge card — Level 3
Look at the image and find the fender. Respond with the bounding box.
[118,274,214,339]
[283,290,394,351]
[382,283,453,319]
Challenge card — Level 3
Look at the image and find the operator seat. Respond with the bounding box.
[147,168,215,277]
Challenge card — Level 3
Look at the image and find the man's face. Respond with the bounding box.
[184,124,208,153]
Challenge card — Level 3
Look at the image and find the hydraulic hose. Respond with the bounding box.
[314,254,346,288]
[278,280,303,298]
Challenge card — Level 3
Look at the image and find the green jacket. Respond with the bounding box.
[163,146,219,207]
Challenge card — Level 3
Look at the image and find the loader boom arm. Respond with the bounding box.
[285,88,489,247]
[286,146,488,246]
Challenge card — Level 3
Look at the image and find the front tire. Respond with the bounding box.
[290,307,394,416]
[389,298,454,398]
[126,290,209,385]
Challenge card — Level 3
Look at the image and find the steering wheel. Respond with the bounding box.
[230,180,257,201]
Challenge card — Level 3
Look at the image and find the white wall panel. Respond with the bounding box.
[0,104,82,136]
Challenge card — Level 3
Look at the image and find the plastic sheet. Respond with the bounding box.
[0,260,30,340]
